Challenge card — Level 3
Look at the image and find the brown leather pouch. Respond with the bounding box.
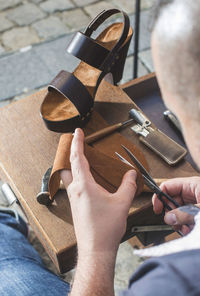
[139,127,187,165]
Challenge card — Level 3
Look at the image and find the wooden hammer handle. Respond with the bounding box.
[85,123,122,144]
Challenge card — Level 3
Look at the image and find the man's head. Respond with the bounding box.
[151,0,200,167]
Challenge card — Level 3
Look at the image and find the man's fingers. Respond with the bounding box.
[159,177,200,203]
[116,170,137,205]
[152,193,183,214]
[164,203,200,226]
[152,193,164,214]
[70,128,94,182]
[152,178,191,214]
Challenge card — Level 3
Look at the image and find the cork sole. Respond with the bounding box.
[41,23,133,122]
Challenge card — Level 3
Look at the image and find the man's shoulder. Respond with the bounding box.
[121,249,200,296]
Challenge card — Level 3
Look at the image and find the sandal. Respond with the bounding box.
[40,9,133,133]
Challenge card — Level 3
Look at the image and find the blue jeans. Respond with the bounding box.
[0,209,70,296]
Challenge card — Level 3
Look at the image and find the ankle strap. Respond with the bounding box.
[85,8,130,53]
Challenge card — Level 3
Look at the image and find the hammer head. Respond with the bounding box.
[129,108,151,127]
[37,191,53,206]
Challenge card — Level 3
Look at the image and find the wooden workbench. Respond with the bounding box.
[0,73,197,273]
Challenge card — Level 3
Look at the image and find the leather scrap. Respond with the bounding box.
[48,111,149,200]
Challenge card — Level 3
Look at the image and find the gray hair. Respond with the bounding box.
[152,0,200,116]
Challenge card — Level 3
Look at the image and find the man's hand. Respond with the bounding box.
[152,177,200,234]
[61,128,137,256]
[60,128,137,296]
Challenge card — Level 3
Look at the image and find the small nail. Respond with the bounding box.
[165,213,177,225]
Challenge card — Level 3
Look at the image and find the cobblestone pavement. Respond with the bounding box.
[0,0,155,53]
[0,1,155,295]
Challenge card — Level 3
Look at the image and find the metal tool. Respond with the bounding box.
[115,145,184,236]
[131,225,172,233]
[37,167,65,205]
[1,183,17,205]
[129,108,151,127]
[37,167,53,205]
[129,108,151,137]
[163,110,182,133]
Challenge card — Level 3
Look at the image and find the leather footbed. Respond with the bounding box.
[41,23,133,122]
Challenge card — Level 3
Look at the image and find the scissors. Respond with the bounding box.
[116,145,200,237]
[116,145,180,211]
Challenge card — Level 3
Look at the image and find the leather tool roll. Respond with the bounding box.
[48,111,149,200]
[140,127,187,165]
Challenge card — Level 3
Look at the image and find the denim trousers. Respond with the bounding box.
[0,210,70,296]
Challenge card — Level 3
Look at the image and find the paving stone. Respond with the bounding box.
[114,242,143,295]
[40,0,74,14]
[73,0,97,6]
[32,16,69,39]
[1,27,39,51]
[120,55,149,84]
[0,0,21,11]
[128,11,151,57]
[0,32,80,100]
[31,0,44,3]
[0,45,5,54]
[139,49,154,72]
[0,13,14,33]
[109,0,135,14]
[13,87,44,101]
[141,0,156,10]
[109,0,155,14]
[7,3,46,26]
[0,49,52,100]
[61,8,91,31]
[33,33,79,75]
[85,1,114,19]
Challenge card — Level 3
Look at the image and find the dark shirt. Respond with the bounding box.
[121,249,200,296]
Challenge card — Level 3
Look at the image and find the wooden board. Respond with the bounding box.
[0,73,197,273]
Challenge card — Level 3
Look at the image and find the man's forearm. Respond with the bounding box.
[70,251,117,296]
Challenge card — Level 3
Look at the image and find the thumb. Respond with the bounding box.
[164,204,200,226]
[115,170,137,205]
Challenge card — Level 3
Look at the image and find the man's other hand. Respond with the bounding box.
[152,177,200,234]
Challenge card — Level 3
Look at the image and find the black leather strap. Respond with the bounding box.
[48,70,93,118]
[66,9,130,72]
[67,32,110,70]
[85,9,130,53]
